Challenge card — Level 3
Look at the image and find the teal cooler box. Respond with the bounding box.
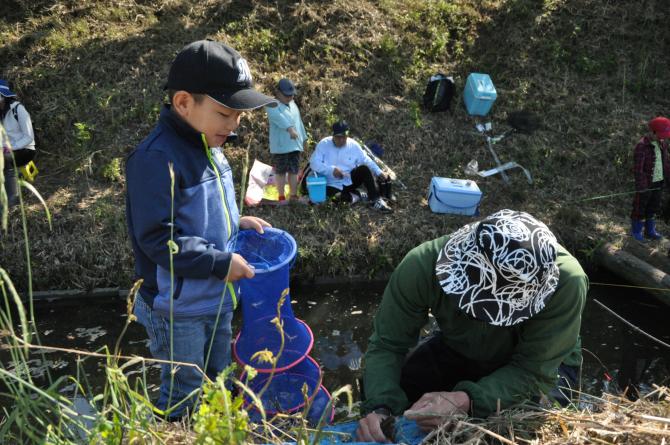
[306,174,327,203]
[427,177,482,216]
[463,73,497,116]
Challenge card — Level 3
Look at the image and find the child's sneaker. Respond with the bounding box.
[371,197,393,213]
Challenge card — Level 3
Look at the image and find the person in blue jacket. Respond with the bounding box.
[125,40,277,420]
[265,78,308,205]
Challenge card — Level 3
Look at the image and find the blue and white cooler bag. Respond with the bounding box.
[427,177,482,216]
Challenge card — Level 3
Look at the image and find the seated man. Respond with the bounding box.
[309,120,392,212]
[356,209,588,442]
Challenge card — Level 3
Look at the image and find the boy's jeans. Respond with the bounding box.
[133,296,233,420]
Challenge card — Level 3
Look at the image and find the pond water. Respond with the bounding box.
[4,272,670,414]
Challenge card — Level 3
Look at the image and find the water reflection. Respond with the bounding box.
[1,276,668,408]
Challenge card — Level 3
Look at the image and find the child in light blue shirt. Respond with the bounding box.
[265,78,308,204]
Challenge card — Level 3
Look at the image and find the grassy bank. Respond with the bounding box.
[1,0,669,291]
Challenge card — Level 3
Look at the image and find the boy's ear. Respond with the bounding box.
[172,90,194,117]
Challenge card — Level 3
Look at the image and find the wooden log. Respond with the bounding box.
[594,243,670,307]
[622,238,670,274]
[28,287,126,302]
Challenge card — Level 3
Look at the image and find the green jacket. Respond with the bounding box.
[362,235,588,418]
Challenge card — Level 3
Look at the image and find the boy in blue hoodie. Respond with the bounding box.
[125,40,277,420]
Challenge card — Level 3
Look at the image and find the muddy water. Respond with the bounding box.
[5,273,670,410]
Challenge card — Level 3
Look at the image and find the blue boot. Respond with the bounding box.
[631,220,645,241]
[645,219,663,240]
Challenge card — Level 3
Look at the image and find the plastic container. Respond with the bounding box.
[306,174,327,204]
[233,229,314,372]
[463,73,497,116]
[427,177,482,216]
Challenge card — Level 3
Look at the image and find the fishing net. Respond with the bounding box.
[233,229,313,371]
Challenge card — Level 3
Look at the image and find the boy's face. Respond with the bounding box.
[173,92,244,147]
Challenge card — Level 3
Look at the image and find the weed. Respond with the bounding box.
[73,122,92,145]
[193,369,249,445]
[409,101,423,128]
[100,157,122,183]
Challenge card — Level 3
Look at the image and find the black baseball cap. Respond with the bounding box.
[332,120,350,136]
[165,40,277,110]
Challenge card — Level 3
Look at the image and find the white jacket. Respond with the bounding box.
[309,136,382,190]
[1,102,35,152]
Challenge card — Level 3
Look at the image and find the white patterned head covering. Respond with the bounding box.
[435,209,560,326]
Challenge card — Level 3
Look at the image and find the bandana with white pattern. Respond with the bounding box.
[435,209,559,326]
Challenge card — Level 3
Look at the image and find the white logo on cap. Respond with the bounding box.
[236,58,252,84]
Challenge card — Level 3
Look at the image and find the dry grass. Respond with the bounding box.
[124,386,670,444]
[0,0,669,290]
[422,387,670,445]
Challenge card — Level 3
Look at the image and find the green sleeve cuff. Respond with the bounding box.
[452,381,491,418]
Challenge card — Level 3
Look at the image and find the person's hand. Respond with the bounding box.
[378,172,389,181]
[355,412,392,443]
[226,253,255,282]
[404,391,470,432]
[287,127,298,140]
[333,167,344,179]
[239,216,271,234]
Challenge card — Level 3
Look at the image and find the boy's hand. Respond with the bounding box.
[287,127,298,140]
[333,167,344,179]
[239,216,271,234]
[226,253,255,281]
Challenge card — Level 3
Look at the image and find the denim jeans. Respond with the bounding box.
[133,296,233,419]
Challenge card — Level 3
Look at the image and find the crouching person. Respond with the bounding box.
[309,120,393,212]
[356,209,588,441]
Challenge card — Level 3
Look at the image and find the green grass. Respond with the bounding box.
[0,0,669,292]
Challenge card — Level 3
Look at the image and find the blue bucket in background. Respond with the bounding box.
[306,174,327,204]
[463,72,497,116]
[233,229,313,372]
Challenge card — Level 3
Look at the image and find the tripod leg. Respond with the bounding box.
[486,138,509,183]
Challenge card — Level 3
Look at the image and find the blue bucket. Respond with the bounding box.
[233,229,313,371]
[306,174,327,203]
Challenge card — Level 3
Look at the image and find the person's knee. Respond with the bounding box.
[352,165,372,176]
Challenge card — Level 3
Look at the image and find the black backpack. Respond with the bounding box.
[422,74,455,112]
